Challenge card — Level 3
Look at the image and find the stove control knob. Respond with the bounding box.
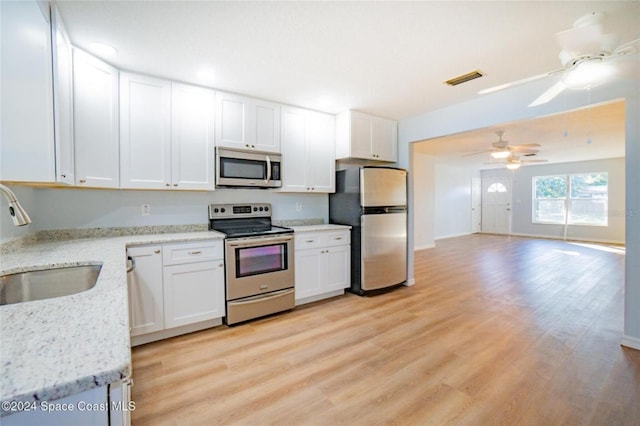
[264,206,269,211]
[221,208,226,213]
[253,207,258,212]
[213,208,219,213]
[259,207,264,211]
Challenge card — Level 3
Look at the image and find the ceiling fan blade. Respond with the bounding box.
[462,150,491,158]
[510,143,541,148]
[477,70,557,95]
[510,148,539,154]
[555,23,603,57]
[529,81,566,107]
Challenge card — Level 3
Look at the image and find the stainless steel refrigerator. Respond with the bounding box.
[329,166,407,295]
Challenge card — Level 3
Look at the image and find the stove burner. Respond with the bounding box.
[208,203,292,238]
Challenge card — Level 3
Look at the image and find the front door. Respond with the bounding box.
[482,177,512,234]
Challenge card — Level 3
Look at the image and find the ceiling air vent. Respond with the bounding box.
[444,70,484,86]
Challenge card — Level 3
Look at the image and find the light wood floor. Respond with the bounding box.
[131,234,639,425]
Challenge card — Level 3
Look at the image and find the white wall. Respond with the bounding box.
[398,76,640,348]
[412,152,435,250]
[482,158,625,243]
[434,164,477,240]
[0,187,327,241]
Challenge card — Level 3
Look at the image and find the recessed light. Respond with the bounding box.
[88,42,118,57]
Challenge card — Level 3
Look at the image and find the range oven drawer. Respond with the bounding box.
[226,288,294,325]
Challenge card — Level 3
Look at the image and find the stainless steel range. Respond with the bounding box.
[208,203,294,325]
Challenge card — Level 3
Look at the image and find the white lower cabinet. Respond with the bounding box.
[295,229,351,305]
[127,240,225,345]
[2,380,132,426]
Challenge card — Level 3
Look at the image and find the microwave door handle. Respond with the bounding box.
[265,155,271,183]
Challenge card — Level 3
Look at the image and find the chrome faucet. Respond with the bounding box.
[0,184,31,226]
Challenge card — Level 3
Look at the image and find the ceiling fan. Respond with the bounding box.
[478,11,640,107]
[494,155,548,170]
[465,131,540,159]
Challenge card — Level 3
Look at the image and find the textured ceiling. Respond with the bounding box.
[56,1,639,120]
[55,1,637,168]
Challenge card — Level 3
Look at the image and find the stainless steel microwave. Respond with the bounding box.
[216,147,282,188]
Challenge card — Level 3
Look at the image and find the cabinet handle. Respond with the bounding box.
[219,263,224,268]
[166,183,170,187]
[334,237,343,240]
[245,144,250,148]
[154,249,161,254]
[126,256,136,273]
[79,179,86,184]
[305,240,315,243]
[251,145,255,148]
[173,183,178,187]
[188,251,202,255]
[61,173,67,178]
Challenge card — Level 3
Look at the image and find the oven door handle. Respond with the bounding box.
[265,155,272,183]
[227,235,293,248]
[230,288,294,305]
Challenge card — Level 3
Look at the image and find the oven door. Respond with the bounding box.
[225,234,294,300]
[216,148,281,188]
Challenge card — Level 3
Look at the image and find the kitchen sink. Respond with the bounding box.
[0,264,102,305]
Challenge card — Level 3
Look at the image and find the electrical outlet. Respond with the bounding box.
[141,204,151,216]
[295,202,303,212]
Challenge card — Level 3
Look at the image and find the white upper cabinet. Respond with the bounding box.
[336,110,397,162]
[281,106,335,193]
[120,72,172,189]
[73,49,120,188]
[0,1,56,182]
[51,5,74,185]
[215,91,281,153]
[171,83,215,190]
[120,74,215,190]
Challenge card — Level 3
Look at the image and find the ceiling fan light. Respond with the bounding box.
[563,59,614,89]
[491,151,511,159]
[506,163,521,170]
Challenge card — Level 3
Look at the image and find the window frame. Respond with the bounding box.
[532,172,608,227]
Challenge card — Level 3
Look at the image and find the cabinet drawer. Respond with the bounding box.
[322,230,350,247]
[295,229,350,250]
[162,241,223,265]
[295,232,324,250]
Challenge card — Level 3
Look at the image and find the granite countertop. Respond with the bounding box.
[288,224,352,232]
[0,229,225,414]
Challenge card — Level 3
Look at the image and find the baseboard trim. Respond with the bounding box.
[621,335,640,351]
[508,232,624,245]
[435,232,472,241]
[132,318,223,346]
[295,289,345,306]
[414,243,435,251]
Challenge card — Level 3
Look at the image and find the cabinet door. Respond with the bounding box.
[215,91,248,150]
[120,72,171,189]
[372,117,398,162]
[127,245,164,336]
[215,92,281,153]
[350,112,374,159]
[306,111,335,192]
[73,49,120,188]
[280,106,308,192]
[325,245,351,292]
[51,6,74,185]
[295,248,324,301]
[0,0,56,182]
[171,83,215,190]
[253,99,281,153]
[163,261,225,329]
